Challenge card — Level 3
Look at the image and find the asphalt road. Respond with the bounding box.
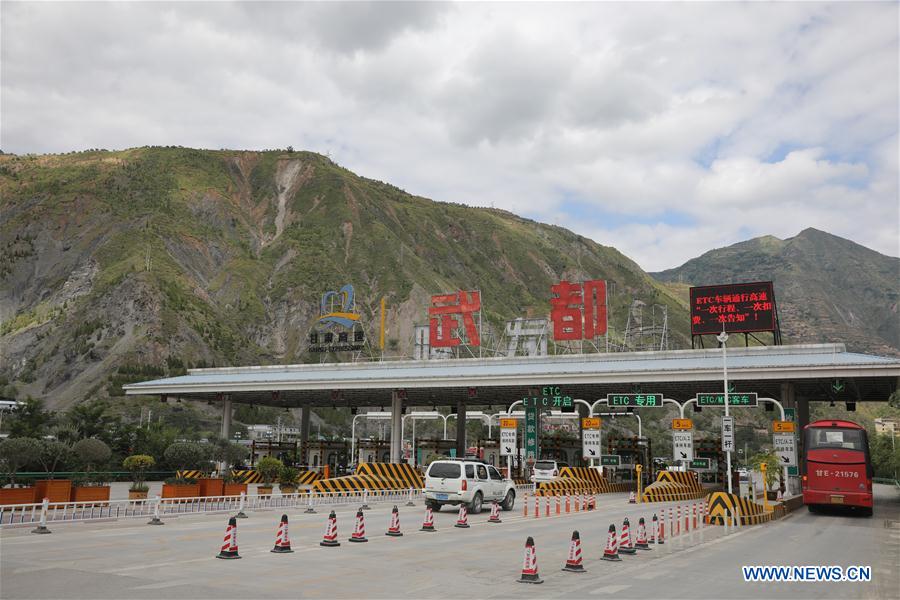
[1,485,897,599]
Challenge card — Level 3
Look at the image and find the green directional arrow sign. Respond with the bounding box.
[600,455,621,466]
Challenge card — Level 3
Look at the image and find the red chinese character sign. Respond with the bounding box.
[689,281,777,335]
[550,280,607,341]
[429,290,481,347]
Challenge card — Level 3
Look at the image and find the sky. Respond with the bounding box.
[2,1,898,271]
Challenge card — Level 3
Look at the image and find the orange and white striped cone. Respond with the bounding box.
[488,500,502,523]
[555,495,561,515]
[589,496,596,510]
[386,505,403,537]
[533,495,539,518]
[455,503,470,528]
[650,513,664,544]
[421,505,436,532]
[628,491,636,504]
[657,512,666,544]
[544,496,550,517]
[320,510,340,547]
[693,503,698,530]
[676,506,681,536]
[565,493,571,513]
[523,492,529,517]
[601,523,621,561]
[271,513,293,553]
[582,494,588,511]
[575,493,580,512]
[562,530,586,573]
[619,517,636,555]
[216,516,241,559]
[517,536,544,584]
[635,517,651,550]
[349,509,368,542]
[684,504,690,532]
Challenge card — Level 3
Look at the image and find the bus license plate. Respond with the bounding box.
[830,495,844,504]
[436,493,448,500]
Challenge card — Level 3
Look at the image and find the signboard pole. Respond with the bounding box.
[718,328,733,494]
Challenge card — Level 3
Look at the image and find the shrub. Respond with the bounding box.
[163,442,211,472]
[0,437,41,487]
[123,454,155,490]
[213,440,248,469]
[257,457,283,485]
[73,438,112,469]
[279,465,299,486]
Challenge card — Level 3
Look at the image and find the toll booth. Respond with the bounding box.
[249,440,299,466]
[606,436,652,483]
[304,440,351,475]
[695,438,725,484]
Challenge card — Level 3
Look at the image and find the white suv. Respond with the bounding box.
[532,459,568,482]
[424,460,516,514]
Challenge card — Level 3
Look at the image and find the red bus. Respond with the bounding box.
[801,419,873,516]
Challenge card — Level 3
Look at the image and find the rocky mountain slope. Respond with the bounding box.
[653,229,899,356]
[0,147,691,409]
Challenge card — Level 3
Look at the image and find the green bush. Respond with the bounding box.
[0,437,41,487]
[256,457,283,485]
[279,465,299,486]
[163,442,211,472]
[38,440,71,479]
[213,440,248,469]
[73,438,112,469]
[123,454,155,490]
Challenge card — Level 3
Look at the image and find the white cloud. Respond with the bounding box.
[1,1,896,271]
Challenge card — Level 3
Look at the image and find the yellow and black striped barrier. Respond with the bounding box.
[705,491,775,526]
[535,478,597,496]
[175,470,203,480]
[641,481,696,502]
[356,462,423,489]
[231,470,262,484]
[559,467,607,492]
[654,470,704,494]
[296,471,322,485]
[312,474,409,495]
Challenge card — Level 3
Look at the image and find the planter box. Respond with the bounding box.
[198,478,224,497]
[161,483,201,501]
[279,485,297,495]
[70,486,110,505]
[128,490,149,500]
[0,487,36,506]
[223,483,247,496]
[35,479,73,504]
[257,485,273,498]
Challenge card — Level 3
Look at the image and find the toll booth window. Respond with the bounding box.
[427,463,460,478]
[465,464,475,478]
[476,465,488,480]
[488,466,503,481]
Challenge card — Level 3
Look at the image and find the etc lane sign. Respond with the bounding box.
[673,431,694,462]
[582,417,601,460]
[500,419,517,456]
[774,433,797,466]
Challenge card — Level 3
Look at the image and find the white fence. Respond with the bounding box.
[1,484,534,529]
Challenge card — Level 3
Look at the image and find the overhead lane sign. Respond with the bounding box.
[607,393,663,407]
[698,392,758,407]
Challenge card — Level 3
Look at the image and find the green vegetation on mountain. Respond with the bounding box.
[1,147,690,409]
[653,228,900,356]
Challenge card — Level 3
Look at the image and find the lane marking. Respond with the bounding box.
[590,584,631,594]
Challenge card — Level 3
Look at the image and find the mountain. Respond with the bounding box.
[0,147,692,409]
[652,229,900,356]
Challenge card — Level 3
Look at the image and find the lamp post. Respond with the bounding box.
[717,327,733,494]
[351,411,392,469]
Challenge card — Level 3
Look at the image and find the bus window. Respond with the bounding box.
[809,429,865,451]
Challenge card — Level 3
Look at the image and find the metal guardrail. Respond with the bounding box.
[2,483,537,528]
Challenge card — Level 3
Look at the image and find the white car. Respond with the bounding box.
[531,459,568,482]
[424,460,516,514]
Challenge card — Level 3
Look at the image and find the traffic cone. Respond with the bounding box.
[216,516,241,559]
[619,517,636,555]
[676,506,681,536]
[693,503,698,530]
[658,512,666,544]
[320,510,340,547]
[517,536,544,584]
[565,493,571,513]
[488,500,502,523]
[582,494,588,511]
[601,523,621,561]
[562,530,586,573]
[545,496,550,517]
[574,493,580,512]
[629,491,636,504]
[455,503,470,528]
[386,505,403,537]
[349,509,368,542]
[635,517,651,550]
[533,495,539,518]
[523,492,529,517]
[421,505,436,532]
[271,514,294,553]
[556,495,561,515]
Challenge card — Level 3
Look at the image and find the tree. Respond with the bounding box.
[122,455,155,491]
[66,400,115,440]
[213,439,248,469]
[73,438,112,471]
[7,396,52,438]
[163,442,211,472]
[256,457,283,485]
[870,433,899,479]
[133,423,177,462]
[37,440,71,479]
[748,450,780,491]
[0,437,41,486]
